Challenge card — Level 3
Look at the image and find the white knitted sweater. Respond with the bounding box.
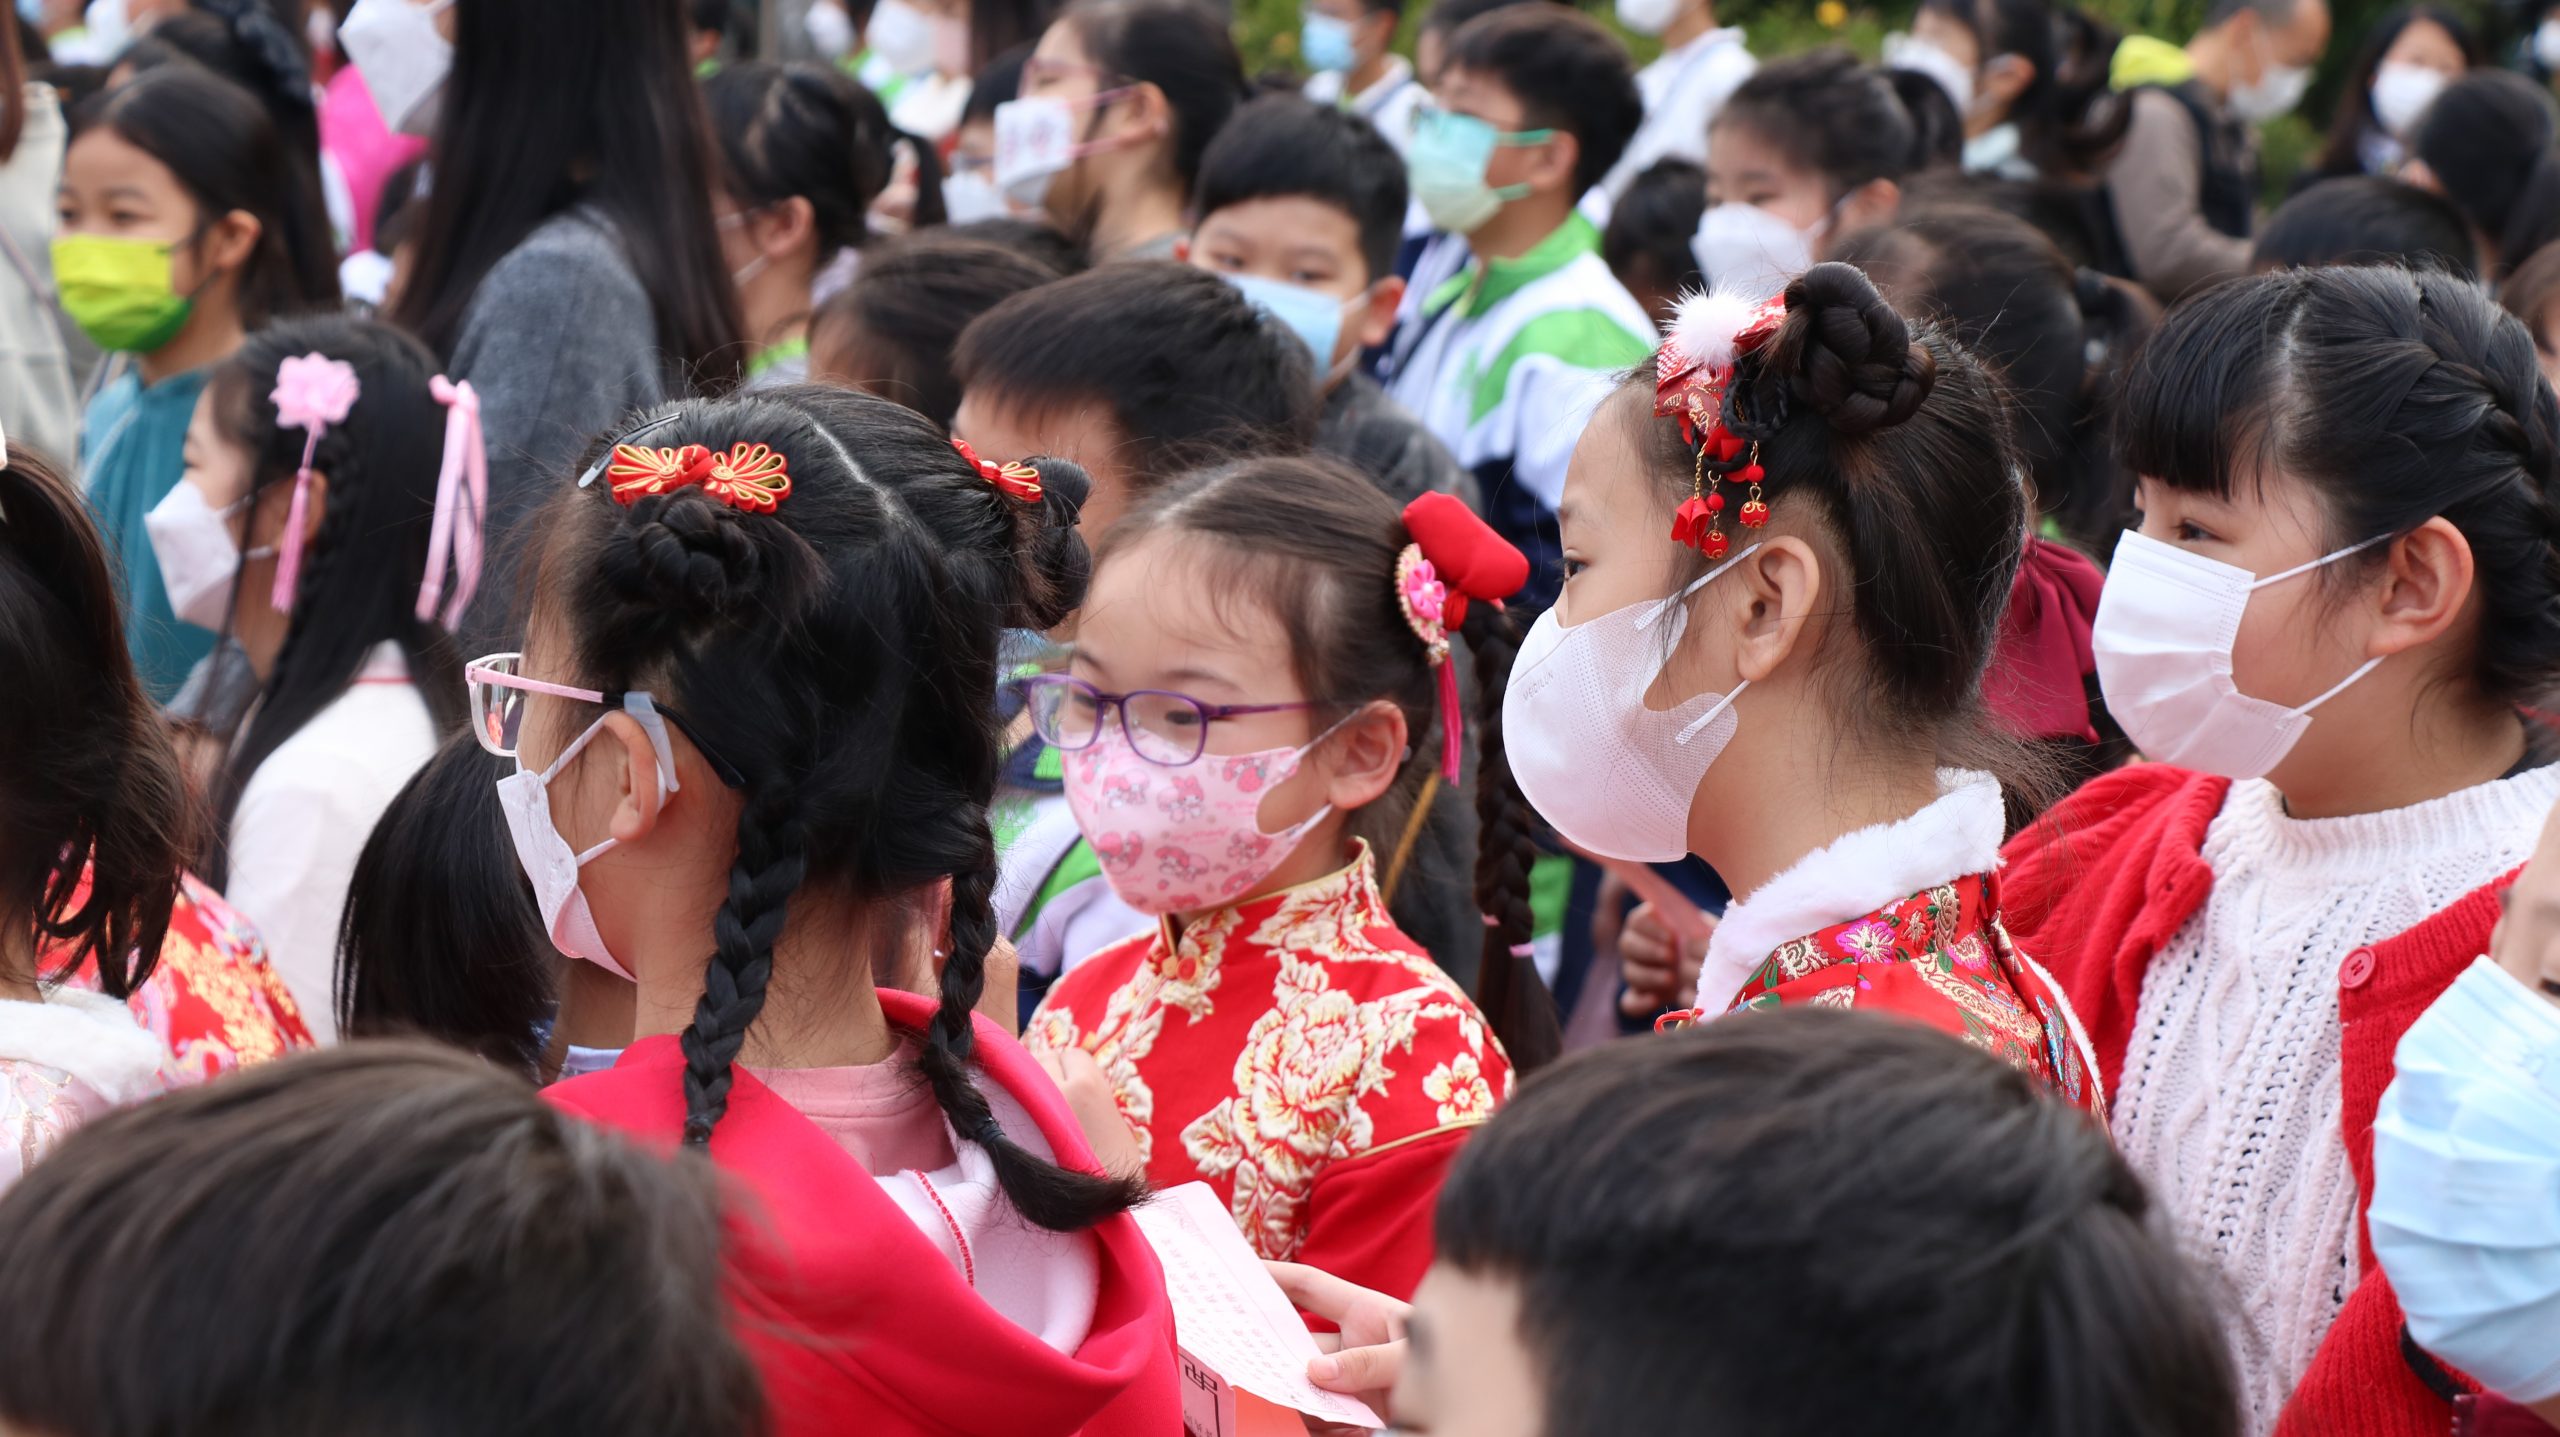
[2113,764,2560,1435]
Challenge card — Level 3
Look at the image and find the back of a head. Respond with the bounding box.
[1720,47,1918,196]
[1883,64,1964,173]
[2413,69,2560,273]
[2253,175,2480,279]
[77,63,339,324]
[2119,265,2560,711]
[0,1043,764,1437]
[949,215,1090,274]
[1192,93,1407,285]
[120,6,316,160]
[0,449,189,998]
[954,261,1318,497]
[817,233,1066,428]
[703,60,909,259]
[336,733,550,1076]
[1435,1008,2241,1437]
[1059,0,1245,191]
[1602,157,1706,315]
[1442,5,1640,195]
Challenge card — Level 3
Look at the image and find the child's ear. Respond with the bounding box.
[1706,536,1822,689]
[201,207,263,277]
[1356,274,1405,349]
[1172,233,1192,263]
[2369,516,2477,660]
[249,470,328,551]
[1324,699,1411,812]
[1532,132,1582,198]
[599,712,669,846]
[762,196,818,257]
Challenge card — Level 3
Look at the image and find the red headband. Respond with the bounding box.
[1397,493,1527,782]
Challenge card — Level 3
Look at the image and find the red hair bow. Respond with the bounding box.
[606,442,792,513]
[951,438,1044,502]
[1401,492,1528,630]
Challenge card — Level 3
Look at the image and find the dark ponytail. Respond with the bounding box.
[1106,457,1558,1068]
[705,60,937,262]
[0,450,193,996]
[548,388,1136,1229]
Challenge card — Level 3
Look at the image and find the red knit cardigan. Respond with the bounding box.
[1999,764,2513,1437]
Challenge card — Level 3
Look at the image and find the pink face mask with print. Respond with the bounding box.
[1061,722,1343,917]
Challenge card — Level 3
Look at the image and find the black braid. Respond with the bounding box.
[1461,601,1561,1072]
[680,773,808,1146]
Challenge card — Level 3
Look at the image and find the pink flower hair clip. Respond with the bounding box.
[268,352,361,612]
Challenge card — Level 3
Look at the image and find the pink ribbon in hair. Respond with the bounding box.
[416,376,487,629]
[267,352,361,612]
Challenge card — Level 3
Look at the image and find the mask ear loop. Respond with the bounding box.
[1629,542,1760,745]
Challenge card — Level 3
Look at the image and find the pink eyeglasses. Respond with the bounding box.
[464,652,743,787]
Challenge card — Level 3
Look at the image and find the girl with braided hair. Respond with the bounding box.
[2001,265,2560,1437]
[1506,261,2102,1116]
[1022,456,1531,1303]
[514,387,1176,1436]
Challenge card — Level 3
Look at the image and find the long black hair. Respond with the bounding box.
[538,385,1131,1229]
[117,2,321,179]
[2412,69,2560,277]
[390,0,742,389]
[2308,5,2477,181]
[72,64,338,325]
[0,449,192,997]
[702,60,943,269]
[200,316,469,888]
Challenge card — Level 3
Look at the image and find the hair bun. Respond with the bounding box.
[606,492,766,629]
[1009,456,1092,630]
[1775,262,1939,437]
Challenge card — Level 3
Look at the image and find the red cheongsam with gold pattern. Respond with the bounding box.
[1724,872,2107,1120]
[55,873,314,1080]
[1026,845,1511,1302]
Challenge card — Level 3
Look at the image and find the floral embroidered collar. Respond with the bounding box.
[1153,841,1389,972]
[1729,872,1999,1007]
[1695,771,2005,1013]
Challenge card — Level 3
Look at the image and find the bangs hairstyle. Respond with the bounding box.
[0,1043,765,1437]
[1441,5,1641,195]
[1103,457,1562,1066]
[1435,1009,2242,1437]
[1192,93,1409,284]
[2116,265,2560,707]
[1716,48,1917,196]
[0,450,192,996]
[541,386,1123,1227]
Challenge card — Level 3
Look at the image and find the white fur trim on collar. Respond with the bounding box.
[1696,770,2005,1013]
[0,989,169,1105]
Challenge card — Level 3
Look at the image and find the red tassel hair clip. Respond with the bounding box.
[1654,287,1784,557]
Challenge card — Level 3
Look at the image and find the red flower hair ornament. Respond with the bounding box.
[951,437,1044,502]
[1656,286,1785,560]
[605,441,792,513]
[1397,492,1528,782]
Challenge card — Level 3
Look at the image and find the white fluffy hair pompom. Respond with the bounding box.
[1665,285,1770,373]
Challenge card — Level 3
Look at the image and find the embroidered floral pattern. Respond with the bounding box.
[52,874,313,1082]
[1028,849,1511,1263]
[1729,872,2105,1120]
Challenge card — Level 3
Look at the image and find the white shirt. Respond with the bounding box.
[1306,54,1425,154]
[1601,27,1757,201]
[225,642,439,1041]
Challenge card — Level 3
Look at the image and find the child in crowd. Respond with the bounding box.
[1905,0,2128,184]
[943,43,1031,223]
[1524,262,2101,1112]
[1190,95,1473,510]
[810,231,1065,428]
[1004,0,1245,262]
[1025,459,1536,1299]
[1698,49,1916,301]
[57,64,336,700]
[952,260,1318,535]
[1384,5,1652,611]
[2251,174,2479,278]
[1602,157,1706,327]
[1599,0,1755,201]
[704,61,940,389]
[1301,0,1423,153]
[2407,70,2560,279]
[2001,265,2560,1436]
[0,1044,764,1437]
[1283,1009,2242,1437]
[499,387,1175,1433]
[160,315,471,1035]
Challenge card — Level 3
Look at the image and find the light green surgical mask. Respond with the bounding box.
[52,233,195,353]
[1407,105,1554,235]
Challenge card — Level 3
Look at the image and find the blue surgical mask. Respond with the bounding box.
[1301,11,1357,74]
[1407,105,1552,235]
[2369,957,2560,1406]
[1220,271,1362,379]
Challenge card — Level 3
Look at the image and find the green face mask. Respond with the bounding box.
[52,234,195,353]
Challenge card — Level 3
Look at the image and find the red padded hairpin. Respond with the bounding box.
[605,442,792,513]
[1398,493,1529,782]
[952,437,1043,502]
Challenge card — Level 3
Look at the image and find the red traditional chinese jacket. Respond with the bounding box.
[1677,772,2105,1119]
[1026,843,1512,1302]
[54,872,313,1079]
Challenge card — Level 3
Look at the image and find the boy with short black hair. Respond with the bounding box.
[1190,94,1473,511]
[1302,0,1425,152]
[1384,4,1653,608]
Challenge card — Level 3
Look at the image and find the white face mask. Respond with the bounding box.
[1501,545,1757,863]
[341,0,454,137]
[2540,17,2560,71]
[864,0,937,76]
[1614,0,1683,39]
[2091,529,2389,781]
[992,93,1121,211]
[2370,957,2560,1406]
[2228,30,2312,122]
[941,166,1015,223]
[143,480,275,633]
[1883,31,1975,117]
[494,697,679,983]
[805,0,856,58]
[1692,201,1820,303]
[2368,61,2447,138]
